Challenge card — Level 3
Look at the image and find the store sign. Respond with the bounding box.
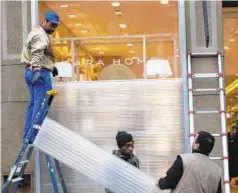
[84,57,145,67]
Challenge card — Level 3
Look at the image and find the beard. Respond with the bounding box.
[45,29,54,34]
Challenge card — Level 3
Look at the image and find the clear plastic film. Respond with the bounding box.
[34,117,162,193]
[38,79,183,193]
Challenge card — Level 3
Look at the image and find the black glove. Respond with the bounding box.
[52,66,58,77]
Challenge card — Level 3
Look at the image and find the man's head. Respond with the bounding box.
[116,131,134,156]
[192,131,215,156]
[41,11,59,34]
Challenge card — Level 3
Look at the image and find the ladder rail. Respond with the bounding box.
[54,159,68,193]
[218,53,231,193]
[187,53,195,146]
[45,155,60,193]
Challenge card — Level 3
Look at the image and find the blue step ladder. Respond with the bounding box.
[2,90,68,193]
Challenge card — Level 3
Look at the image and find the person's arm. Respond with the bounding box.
[30,34,48,69]
[158,155,183,190]
[216,179,222,193]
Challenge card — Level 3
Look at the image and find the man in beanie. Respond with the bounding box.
[21,11,60,143]
[105,131,140,193]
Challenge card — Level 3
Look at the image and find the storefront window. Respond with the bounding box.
[223,10,238,135]
[39,1,180,81]
[223,6,238,184]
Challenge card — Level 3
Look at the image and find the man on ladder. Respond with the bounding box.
[2,11,68,193]
[21,10,59,143]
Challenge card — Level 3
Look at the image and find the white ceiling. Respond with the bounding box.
[40,1,179,59]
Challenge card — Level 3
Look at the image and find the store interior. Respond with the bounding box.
[39,0,238,189]
[223,5,238,189]
[39,1,180,80]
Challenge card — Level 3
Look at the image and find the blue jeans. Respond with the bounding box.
[23,68,52,141]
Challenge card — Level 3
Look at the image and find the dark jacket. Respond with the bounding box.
[105,150,140,193]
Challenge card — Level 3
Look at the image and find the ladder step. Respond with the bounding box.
[20,160,29,164]
[28,144,34,148]
[16,160,29,173]
[188,73,223,78]
[188,52,221,57]
[209,157,222,160]
[212,133,225,137]
[190,110,220,114]
[189,88,223,92]
[190,133,227,137]
[33,124,41,130]
[12,177,23,183]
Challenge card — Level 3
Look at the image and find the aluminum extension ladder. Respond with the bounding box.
[2,90,68,193]
[187,51,231,193]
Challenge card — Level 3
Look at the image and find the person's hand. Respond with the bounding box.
[52,66,58,77]
[31,66,43,84]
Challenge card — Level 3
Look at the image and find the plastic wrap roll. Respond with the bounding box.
[34,117,162,193]
[39,79,183,193]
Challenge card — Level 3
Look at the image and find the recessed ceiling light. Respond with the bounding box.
[95,47,100,50]
[119,24,127,29]
[115,10,123,16]
[60,4,68,8]
[75,23,82,27]
[111,2,120,7]
[229,99,234,101]
[129,50,136,54]
[224,46,229,50]
[81,29,89,33]
[236,96,238,98]
[160,0,169,4]
[68,14,76,18]
[99,51,104,55]
[229,39,235,42]
[126,43,133,47]
[236,31,238,34]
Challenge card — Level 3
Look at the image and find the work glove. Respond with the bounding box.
[52,66,58,77]
[31,66,43,84]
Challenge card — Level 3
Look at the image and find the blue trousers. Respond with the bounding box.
[23,68,52,141]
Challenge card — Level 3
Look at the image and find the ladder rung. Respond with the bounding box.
[188,52,221,57]
[188,73,223,78]
[33,125,41,130]
[189,88,223,92]
[16,164,24,173]
[193,110,219,114]
[190,133,227,137]
[209,157,222,160]
[20,160,29,164]
[189,110,225,114]
[16,160,29,174]
[12,177,23,183]
[212,134,223,137]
